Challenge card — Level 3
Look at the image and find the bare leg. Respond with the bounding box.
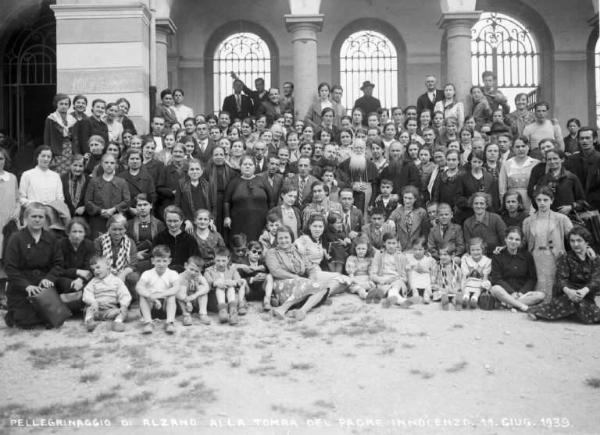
[294,288,328,320]
[139,296,153,323]
[490,285,528,311]
[517,291,546,308]
[165,296,176,323]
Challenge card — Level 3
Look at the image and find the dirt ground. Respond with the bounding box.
[1,295,600,435]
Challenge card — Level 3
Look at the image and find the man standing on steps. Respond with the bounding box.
[222,79,253,121]
[353,81,381,117]
[230,72,268,115]
[416,75,444,116]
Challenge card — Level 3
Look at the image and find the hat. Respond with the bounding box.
[360,81,375,90]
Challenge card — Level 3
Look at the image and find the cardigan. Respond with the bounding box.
[490,248,537,295]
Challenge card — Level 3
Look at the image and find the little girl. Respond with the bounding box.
[368,234,410,307]
[192,209,225,270]
[323,213,350,273]
[405,237,437,304]
[344,236,375,299]
[432,244,462,309]
[460,237,492,309]
[236,241,274,311]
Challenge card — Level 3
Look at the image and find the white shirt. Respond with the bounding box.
[19,166,64,205]
[137,268,179,296]
[173,104,194,125]
[153,135,164,153]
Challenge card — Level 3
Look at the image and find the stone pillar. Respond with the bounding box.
[438,11,481,105]
[51,1,151,133]
[155,18,176,92]
[284,14,324,119]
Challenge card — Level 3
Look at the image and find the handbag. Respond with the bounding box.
[28,287,72,327]
[477,290,496,310]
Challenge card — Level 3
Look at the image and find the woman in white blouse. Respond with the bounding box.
[434,83,465,130]
[498,137,540,212]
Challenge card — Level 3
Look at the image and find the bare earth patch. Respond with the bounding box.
[1,295,599,434]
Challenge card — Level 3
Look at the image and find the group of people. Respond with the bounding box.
[2,69,600,333]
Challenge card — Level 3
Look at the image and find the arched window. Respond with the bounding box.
[340,30,398,112]
[212,32,271,113]
[471,12,539,111]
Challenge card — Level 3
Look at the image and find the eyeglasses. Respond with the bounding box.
[250,249,262,255]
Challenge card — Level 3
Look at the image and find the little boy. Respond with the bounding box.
[362,207,393,251]
[204,247,246,325]
[175,256,211,326]
[258,213,281,252]
[136,245,180,334]
[431,243,462,309]
[82,256,131,332]
[371,179,399,220]
[427,203,465,260]
[368,234,411,308]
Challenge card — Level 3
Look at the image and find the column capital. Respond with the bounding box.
[156,17,177,35]
[437,11,482,30]
[284,14,324,33]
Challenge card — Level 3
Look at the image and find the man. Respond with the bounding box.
[416,75,444,117]
[196,122,215,164]
[379,141,421,196]
[150,116,166,153]
[338,188,363,240]
[522,102,565,155]
[279,81,295,116]
[172,89,194,125]
[286,157,319,209]
[481,71,510,115]
[217,111,231,132]
[222,79,253,121]
[256,88,283,126]
[353,81,381,116]
[301,181,342,226]
[428,146,447,196]
[283,111,295,130]
[496,133,514,165]
[391,107,404,131]
[422,127,436,149]
[209,125,222,143]
[404,105,418,122]
[337,139,378,216]
[154,88,178,129]
[230,72,268,115]
[252,141,268,174]
[260,155,285,200]
[565,127,600,210]
[331,84,346,127]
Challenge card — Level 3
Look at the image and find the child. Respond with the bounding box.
[192,209,225,270]
[460,237,492,309]
[236,241,274,311]
[371,179,399,220]
[136,245,180,334]
[82,256,131,332]
[258,213,281,252]
[432,243,462,309]
[229,234,248,264]
[368,234,411,308]
[204,247,246,325]
[405,237,437,304]
[175,256,211,326]
[362,207,393,251]
[427,203,465,260]
[345,236,375,299]
[323,213,350,273]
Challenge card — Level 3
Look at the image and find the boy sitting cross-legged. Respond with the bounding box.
[83,256,132,333]
[136,245,180,334]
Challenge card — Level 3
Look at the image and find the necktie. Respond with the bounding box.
[344,213,351,234]
[441,225,448,238]
[298,177,306,204]
[236,95,241,112]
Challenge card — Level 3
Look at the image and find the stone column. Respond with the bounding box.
[284,14,324,119]
[155,18,176,92]
[438,11,481,105]
[51,1,151,133]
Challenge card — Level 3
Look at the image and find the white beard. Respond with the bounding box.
[349,153,367,173]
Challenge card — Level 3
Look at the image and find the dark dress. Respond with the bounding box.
[490,248,537,295]
[5,229,64,328]
[528,251,600,324]
[224,175,274,243]
[455,170,500,224]
[204,163,236,235]
[153,230,199,272]
[431,169,463,212]
[55,238,96,294]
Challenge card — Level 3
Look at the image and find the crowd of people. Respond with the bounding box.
[2,69,600,333]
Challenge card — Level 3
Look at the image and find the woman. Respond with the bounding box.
[119,149,156,215]
[456,151,500,223]
[55,218,95,299]
[74,98,109,155]
[295,214,330,268]
[506,93,536,138]
[19,145,70,230]
[105,102,123,146]
[489,226,545,312]
[483,142,501,180]
[370,140,388,174]
[437,117,460,148]
[61,154,88,218]
[0,148,20,267]
[523,186,573,302]
[94,213,139,294]
[498,136,540,212]
[462,192,506,255]
[175,158,212,233]
[431,149,463,211]
[43,93,77,174]
[301,125,315,146]
[84,153,130,237]
[268,185,302,239]
[116,97,137,136]
[530,147,585,214]
[4,202,63,328]
[351,107,365,130]
[70,95,88,122]
[470,86,492,131]
[158,143,187,217]
[305,82,333,129]
[227,139,245,171]
[316,107,339,143]
[285,131,301,163]
[224,155,274,242]
[264,226,329,321]
[434,83,465,129]
[241,118,258,150]
[204,146,236,235]
[563,118,581,155]
[338,128,354,162]
[387,185,427,251]
[528,226,600,323]
[418,109,432,133]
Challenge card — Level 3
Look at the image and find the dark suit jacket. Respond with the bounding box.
[261,172,285,201]
[254,157,268,174]
[197,138,216,165]
[416,90,445,116]
[256,101,282,126]
[340,206,364,237]
[73,117,108,155]
[284,174,319,208]
[427,223,465,259]
[222,93,253,121]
